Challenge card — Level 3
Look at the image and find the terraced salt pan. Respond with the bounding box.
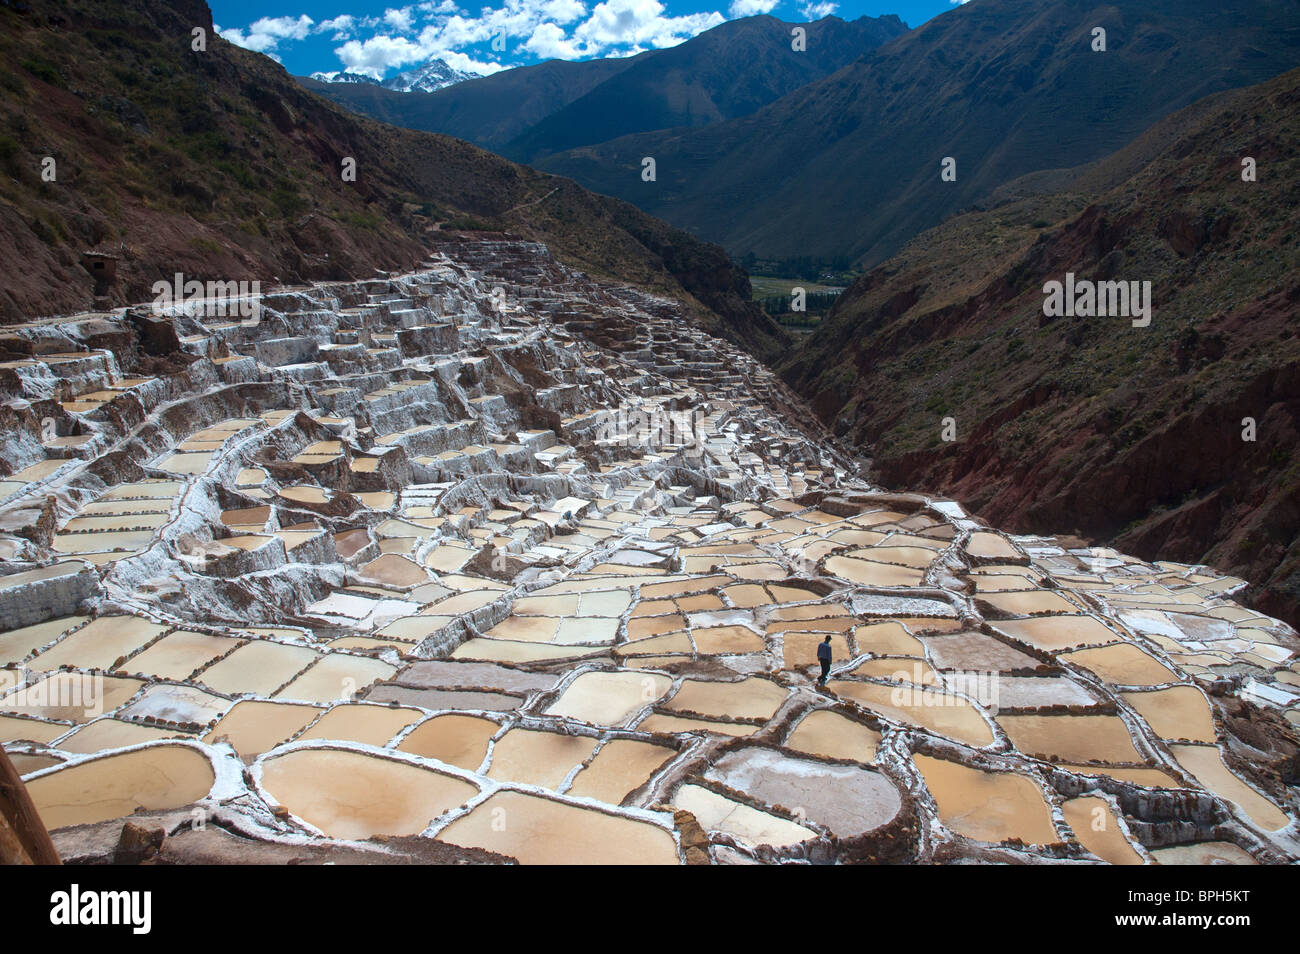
[295,704,423,746]
[10,753,62,775]
[56,719,187,753]
[425,589,502,616]
[856,545,938,569]
[1120,686,1216,742]
[566,738,677,803]
[62,513,170,533]
[437,790,679,864]
[997,714,1143,764]
[1062,796,1143,865]
[307,592,420,629]
[992,676,1097,708]
[829,680,994,747]
[850,658,939,685]
[451,638,606,664]
[705,747,902,837]
[103,480,185,501]
[854,622,926,656]
[970,572,1041,593]
[723,584,775,609]
[694,625,766,655]
[374,615,451,643]
[0,560,82,589]
[157,452,213,475]
[424,544,474,573]
[279,486,330,504]
[824,556,925,587]
[0,616,87,664]
[979,590,1081,615]
[119,684,231,725]
[394,660,557,696]
[717,561,790,582]
[666,677,789,721]
[914,754,1057,845]
[199,640,319,696]
[1,673,143,722]
[486,728,599,789]
[259,748,477,839]
[545,670,671,725]
[768,604,850,622]
[124,630,244,680]
[25,744,216,830]
[1060,643,1178,686]
[359,554,430,587]
[784,709,881,763]
[0,715,67,744]
[767,616,858,636]
[640,576,733,600]
[627,614,687,639]
[1148,842,1257,865]
[620,632,692,656]
[397,714,500,770]
[678,593,725,612]
[274,655,397,704]
[1169,744,1290,831]
[958,531,1027,560]
[29,616,168,671]
[674,783,816,848]
[512,593,579,616]
[991,615,1121,652]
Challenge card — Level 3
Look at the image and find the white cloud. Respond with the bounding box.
[222,0,728,78]
[524,22,588,59]
[316,15,357,40]
[219,14,314,53]
[383,7,417,32]
[728,0,777,16]
[574,0,723,51]
[798,1,837,19]
[335,0,600,72]
[440,52,509,74]
[334,34,427,75]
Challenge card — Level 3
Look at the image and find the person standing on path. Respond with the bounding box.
[816,635,832,686]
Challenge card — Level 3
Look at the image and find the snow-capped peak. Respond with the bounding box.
[309,70,381,85]
[380,58,478,93]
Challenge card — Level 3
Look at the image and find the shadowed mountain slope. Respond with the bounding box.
[298,55,637,151]
[535,0,1300,266]
[780,67,1300,624]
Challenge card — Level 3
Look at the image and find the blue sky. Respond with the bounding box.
[210,0,962,78]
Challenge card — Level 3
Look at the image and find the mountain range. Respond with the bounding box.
[310,57,480,94]
[299,0,1300,275]
[299,14,907,155]
[531,0,1300,267]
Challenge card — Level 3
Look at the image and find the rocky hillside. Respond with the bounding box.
[780,67,1300,626]
[0,0,787,360]
[534,0,1300,267]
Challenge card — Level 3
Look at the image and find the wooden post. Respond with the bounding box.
[0,745,60,865]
